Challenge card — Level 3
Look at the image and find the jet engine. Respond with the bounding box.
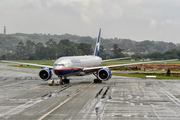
[97,68,112,81]
[39,69,52,81]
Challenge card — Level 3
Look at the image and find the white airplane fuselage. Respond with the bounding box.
[53,56,102,77]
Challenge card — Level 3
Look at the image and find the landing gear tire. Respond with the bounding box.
[59,77,64,85]
[63,79,70,84]
[94,79,102,83]
[60,81,64,85]
[94,79,97,83]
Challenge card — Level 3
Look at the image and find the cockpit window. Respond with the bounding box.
[59,64,65,66]
[54,64,65,66]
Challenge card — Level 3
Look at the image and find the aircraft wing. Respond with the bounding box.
[84,59,178,71]
[102,57,131,62]
[1,60,53,69]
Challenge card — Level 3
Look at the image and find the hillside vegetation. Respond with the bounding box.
[1,33,180,56]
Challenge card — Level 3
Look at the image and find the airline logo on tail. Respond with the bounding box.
[94,29,101,56]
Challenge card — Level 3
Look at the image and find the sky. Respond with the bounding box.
[1,0,180,43]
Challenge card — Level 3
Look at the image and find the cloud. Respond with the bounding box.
[42,0,142,24]
[1,0,180,43]
[150,19,157,28]
[161,20,179,26]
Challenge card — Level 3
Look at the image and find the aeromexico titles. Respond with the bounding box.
[2,29,177,84]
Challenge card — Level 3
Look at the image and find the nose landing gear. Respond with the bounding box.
[60,76,70,85]
[47,76,70,86]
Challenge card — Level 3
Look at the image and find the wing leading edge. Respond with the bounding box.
[83,59,178,72]
[1,60,53,69]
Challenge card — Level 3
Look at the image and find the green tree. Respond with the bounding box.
[45,47,57,60]
[135,66,138,70]
[25,40,35,56]
[16,41,26,59]
[79,43,93,55]
[131,55,142,60]
[1,55,6,60]
[112,43,124,55]
[166,68,171,76]
[34,42,46,59]
[100,45,106,55]
[59,39,71,46]
[46,39,57,47]
[99,45,110,59]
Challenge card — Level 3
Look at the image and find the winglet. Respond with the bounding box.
[94,29,101,56]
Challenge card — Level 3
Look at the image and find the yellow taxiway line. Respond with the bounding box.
[38,82,93,120]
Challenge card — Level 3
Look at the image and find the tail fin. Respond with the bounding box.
[94,29,101,56]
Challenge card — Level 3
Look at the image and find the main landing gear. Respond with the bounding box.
[94,79,102,83]
[93,72,102,83]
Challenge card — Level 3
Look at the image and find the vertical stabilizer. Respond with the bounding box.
[94,29,101,56]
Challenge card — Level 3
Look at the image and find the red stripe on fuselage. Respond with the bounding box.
[54,68,83,71]
[53,66,100,71]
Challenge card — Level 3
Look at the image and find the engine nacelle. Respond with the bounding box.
[39,69,52,81]
[97,68,112,81]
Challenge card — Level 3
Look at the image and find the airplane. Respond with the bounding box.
[1,29,178,84]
